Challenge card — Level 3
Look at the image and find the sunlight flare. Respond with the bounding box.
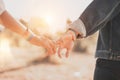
[0,37,14,66]
[45,15,54,25]
[0,38,10,53]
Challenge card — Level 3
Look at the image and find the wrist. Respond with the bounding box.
[67,30,76,41]
[23,29,34,41]
[27,34,34,41]
[67,19,86,38]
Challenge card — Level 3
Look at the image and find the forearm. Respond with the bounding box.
[68,0,120,38]
[0,10,34,40]
[0,10,49,48]
[28,35,45,47]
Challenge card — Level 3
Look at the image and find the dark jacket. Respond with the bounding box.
[80,0,120,60]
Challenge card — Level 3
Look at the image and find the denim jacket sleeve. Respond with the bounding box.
[79,0,120,37]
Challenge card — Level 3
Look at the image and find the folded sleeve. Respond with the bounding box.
[0,0,5,15]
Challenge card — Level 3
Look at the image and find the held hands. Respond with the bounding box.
[39,36,56,55]
[33,30,76,58]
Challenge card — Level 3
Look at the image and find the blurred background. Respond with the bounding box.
[0,0,98,80]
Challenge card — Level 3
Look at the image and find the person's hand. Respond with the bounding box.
[56,30,76,58]
[40,36,57,55]
[29,35,56,56]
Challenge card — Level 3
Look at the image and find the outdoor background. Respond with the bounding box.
[0,0,99,80]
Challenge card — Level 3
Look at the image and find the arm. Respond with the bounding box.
[69,0,120,38]
[56,0,120,58]
[0,11,32,39]
[0,11,56,55]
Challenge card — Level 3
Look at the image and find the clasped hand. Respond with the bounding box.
[43,30,76,58]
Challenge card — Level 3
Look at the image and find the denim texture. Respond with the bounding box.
[80,0,120,60]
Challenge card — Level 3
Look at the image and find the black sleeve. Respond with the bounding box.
[80,0,120,37]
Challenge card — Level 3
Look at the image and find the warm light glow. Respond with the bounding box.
[44,15,58,34]
[44,15,65,34]
[0,37,14,65]
[45,15,53,25]
[0,38,10,53]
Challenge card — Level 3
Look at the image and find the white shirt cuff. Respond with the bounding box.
[68,19,86,37]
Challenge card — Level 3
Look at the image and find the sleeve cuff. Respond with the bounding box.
[67,19,86,38]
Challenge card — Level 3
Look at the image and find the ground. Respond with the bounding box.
[0,51,95,80]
